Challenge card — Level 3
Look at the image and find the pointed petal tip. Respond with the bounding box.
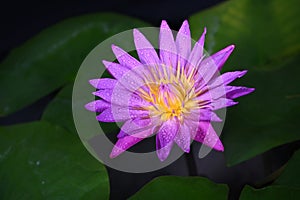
[223,44,235,55]
[249,88,255,92]
[133,28,141,36]
[89,79,98,88]
[240,70,248,77]
[109,152,117,159]
[102,60,110,66]
[214,140,224,151]
[203,27,207,34]
[157,152,167,162]
[182,19,189,26]
[109,148,121,159]
[84,102,95,112]
[111,44,122,52]
[229,44,235,50]
[184,148,190,153]
[110,144,128,158]
[178,20,190,33]
[111,44,119,53]
[161,20,169,27]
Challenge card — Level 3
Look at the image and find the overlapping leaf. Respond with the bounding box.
[0,13,149,116]
[240,150,300,199]
[190,0,300,165]
[0,121,109,199]
[130,176,228,200]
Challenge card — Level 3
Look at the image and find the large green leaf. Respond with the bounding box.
[0,13,149,116]
[189,0,300,165]
[42,84,76,133]
[240,150,300,199]
[275,149,300,187]
[129,176,228,200]
[42,84,120,138]
[0,121,109,199]
[240,185,300,200]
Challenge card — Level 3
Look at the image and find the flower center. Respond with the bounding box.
[138,64,200,122]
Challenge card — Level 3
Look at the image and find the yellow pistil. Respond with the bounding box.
[138,64,200,122]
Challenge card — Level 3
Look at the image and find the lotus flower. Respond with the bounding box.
[85,20,254,161]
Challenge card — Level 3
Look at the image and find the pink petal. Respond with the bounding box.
[133,29,160,66]
[174,123,191,153]
[156,119,179,161]
[196,45,235,85]
[210,70,248,89]
[211,98,238,110]
[89,78,117,89]
[93,85,147,108]
[176,20,191,68]
[93,89,113,102]
[159,20,177,69]
[96,106,148,122]
[121,118,154,135]
[187,27,206,69]
[85,100,110,112]
[226,86,255,99]
[209,45,235,71]
[102,60,129,80]
[199,109,222,122]
[198,85,227,101]
[111,44,142,69]
[96,107,128,122]
[194,121,224,151]
[110,128,154,158]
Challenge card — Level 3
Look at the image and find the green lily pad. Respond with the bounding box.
[240,151,300,200]
[42,84,120,138]
[189,0,300,165]
[0,121,109,199]
[129,176,228,200]
[42,84,76,133]
[275,149,300,187]
[240,185,300,200]
[0,13,149,116]
[240,150,300,199]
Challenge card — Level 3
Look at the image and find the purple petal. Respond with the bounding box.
[187,27,206,69]
[85,100,110,112]
[93,84,150,108]
[199,109,222,122]
[159,20,177,69]
[176,20,191,68]
[211,98,238,110]
[198,85,227,101]
[96,107,128,122]
[89,78,117,89]
[210,70,248,89]
[121,118,153,135]
[226,86,255,99]
[133,29,160,65]
[156,119,179,161]
[194,121,224,151]
[111,44,142,69]
[196,45,235,85]
[209,45,235,71]
[129,93,151,108]
[93,89,113,102]
[117,130,128,139]
[110,128,153,158]
[96,106,148,122]
[102,60,129,80]
[174,123,191,153]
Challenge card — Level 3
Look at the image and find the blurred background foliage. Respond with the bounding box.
[0,0,299,199]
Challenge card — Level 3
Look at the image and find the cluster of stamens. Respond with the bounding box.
[137,63,202,122]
